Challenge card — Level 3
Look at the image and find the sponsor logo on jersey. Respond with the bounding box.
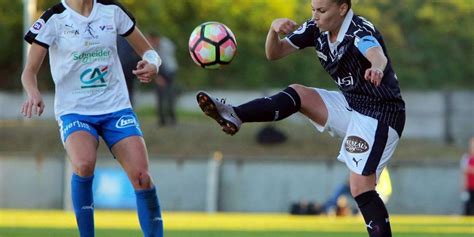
[84,41,100,47]
[80,66,109,88]
[336,73,354,87]
[293,22,307,35]
[337,45,347,60]
[345,136,369,153]
[63,23,80,37]
[116,115,137,128]
[61,120,91,136]
[85,22,98,39]
[73,49,111,64]
[316,50,327,61]
[99,24,114,31]
[30,19,45,34]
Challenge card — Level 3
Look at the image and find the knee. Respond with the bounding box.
[288,84,306,96]
[130,171,154,190]
[288,84,315,105]
[73,160,95,177]
[350,183,374,198]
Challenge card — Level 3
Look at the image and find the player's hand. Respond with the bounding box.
[133,60,158,83]
[271,18,298,34]
[21,90,45,118]
[364,67,384,87]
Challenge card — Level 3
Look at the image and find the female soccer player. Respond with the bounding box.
[197,0,405,236]
[21,0,163,236]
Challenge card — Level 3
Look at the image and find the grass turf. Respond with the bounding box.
[2,228,473,237]
[0,210,472,237]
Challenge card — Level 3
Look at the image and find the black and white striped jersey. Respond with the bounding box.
[285,10,405,136]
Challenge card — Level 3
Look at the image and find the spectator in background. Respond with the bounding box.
[461,137,474,215]
[149,32,179,126]
[117,36,140,106]
[323,168,392,216]
[290,199,322,215]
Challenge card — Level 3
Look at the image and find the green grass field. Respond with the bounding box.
[0,210,472,237]
[3,229,472,237]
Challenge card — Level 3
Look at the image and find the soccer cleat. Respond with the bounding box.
[196,91,242,135]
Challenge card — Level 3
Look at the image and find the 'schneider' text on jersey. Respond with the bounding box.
[24,0,136,119]
[285,9,405,136]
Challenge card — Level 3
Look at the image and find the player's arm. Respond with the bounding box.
[265,18,299,60]
[364,46,387,87]
[125,27,162,83]
[356,35,387,87]
[21,43,47,118]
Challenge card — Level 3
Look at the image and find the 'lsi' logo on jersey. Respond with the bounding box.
[336,74,354,87]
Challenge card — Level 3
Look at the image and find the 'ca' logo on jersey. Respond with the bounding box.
[80,66,108,88]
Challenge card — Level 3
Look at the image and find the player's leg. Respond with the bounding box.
[59,114,100,237]
[103,108,163,237]
[112,136,153,190]
[351,172,392,237]
[112,136,163,237]
[291,84,328,126]
[196,84,327,135]
[66,131,98,237]
[340,113,400,237]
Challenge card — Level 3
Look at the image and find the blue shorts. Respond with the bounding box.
[58,108,143,149]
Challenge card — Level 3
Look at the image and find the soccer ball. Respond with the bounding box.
[188,22,237,69]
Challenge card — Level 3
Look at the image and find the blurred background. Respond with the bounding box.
[0,0,473,233]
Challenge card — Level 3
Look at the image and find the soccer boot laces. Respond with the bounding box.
[196,91,242,135]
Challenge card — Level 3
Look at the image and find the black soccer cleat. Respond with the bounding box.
[196,91,242,135]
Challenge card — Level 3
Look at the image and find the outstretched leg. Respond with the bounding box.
[196,84,327,135]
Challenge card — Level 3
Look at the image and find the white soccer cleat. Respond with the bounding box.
[196,91,242,135]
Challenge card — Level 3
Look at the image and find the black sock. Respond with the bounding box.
[355,190,392,237]
[233,87,301,123]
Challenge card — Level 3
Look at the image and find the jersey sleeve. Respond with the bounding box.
[352,16,381,55]
[354,35,381,55]
[24,8,59,49]
[284,20,320,49]
[114,3,136,37]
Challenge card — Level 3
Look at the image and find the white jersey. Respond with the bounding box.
[24,0,136,119]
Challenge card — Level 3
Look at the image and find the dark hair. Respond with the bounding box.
[333,0,351,9]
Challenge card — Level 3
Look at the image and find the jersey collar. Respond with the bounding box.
[62,0,98,21]
[335,9,354,44]
[326,9,353,54]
